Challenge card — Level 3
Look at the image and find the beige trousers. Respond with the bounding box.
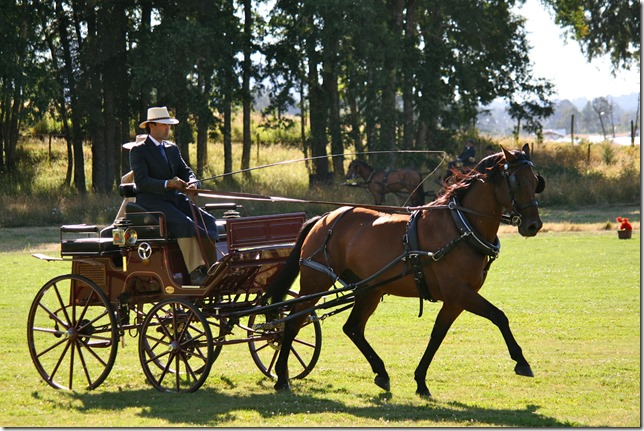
[177,237,207,273]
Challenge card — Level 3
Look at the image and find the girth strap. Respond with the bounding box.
[403,210,436,317]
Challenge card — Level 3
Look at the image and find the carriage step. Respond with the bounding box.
[85,339,112,348]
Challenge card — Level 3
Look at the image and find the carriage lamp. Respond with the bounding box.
[112,227,125,246]
[124,228,138,245]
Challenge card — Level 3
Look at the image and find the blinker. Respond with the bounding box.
[535,174,545,194]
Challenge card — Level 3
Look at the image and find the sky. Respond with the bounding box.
[517,0,640,101]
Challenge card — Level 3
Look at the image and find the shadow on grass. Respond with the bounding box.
[48,381,580,427]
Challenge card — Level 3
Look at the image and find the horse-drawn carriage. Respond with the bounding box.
[27,184,322,393]
[28,144,546,397]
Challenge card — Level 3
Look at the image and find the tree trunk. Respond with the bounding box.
[402,0,417,150]
[56,0,85,193]
[323,44,343,179]
[222,90,233,183]
[241,0,252,179]
[307,41,330,186]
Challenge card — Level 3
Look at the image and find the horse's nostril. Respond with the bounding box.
[525,220,542,236]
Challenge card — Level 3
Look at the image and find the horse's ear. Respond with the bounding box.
[522,143,531,160]
[500,145,514,162]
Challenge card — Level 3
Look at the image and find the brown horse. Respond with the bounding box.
[346,159,425,206]
[266,144,545,397]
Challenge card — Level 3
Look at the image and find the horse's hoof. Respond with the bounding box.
[515,364,534,377]
[274,381,291,392]
[415,387,432,398]
[374,375,390,391]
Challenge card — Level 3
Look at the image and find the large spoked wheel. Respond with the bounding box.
[138,298,213,393]
[27,274,119,390]
[248,290,322,379]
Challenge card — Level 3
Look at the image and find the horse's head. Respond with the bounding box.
[496,144,545,237]
[346,159,369,181]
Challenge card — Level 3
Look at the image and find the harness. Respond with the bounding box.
[301,152,542,318]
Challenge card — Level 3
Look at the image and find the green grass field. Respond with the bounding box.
[0,225,639,427]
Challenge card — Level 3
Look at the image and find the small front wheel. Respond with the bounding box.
[248,290,322,379]
[27,274,119,390]
[139,298,213,392]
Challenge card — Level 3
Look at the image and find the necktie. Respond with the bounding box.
[157,143,168,163]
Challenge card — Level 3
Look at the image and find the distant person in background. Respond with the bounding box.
[444,140,476,181]
[485,145,496,157]
[129,106,218,285]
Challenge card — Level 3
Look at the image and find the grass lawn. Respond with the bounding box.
[0,224,639,427]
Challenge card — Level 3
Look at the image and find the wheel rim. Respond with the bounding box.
[248,291,322,379]
[27,274,118,390]
[139,299,213,392]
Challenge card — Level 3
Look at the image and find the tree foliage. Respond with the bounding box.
[541,0,640,71]
[2,0,603,189]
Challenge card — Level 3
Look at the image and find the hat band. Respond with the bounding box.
[148,116,172,122]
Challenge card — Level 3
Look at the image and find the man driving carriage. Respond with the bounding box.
[442,139,477,181]
[129,106,218,285]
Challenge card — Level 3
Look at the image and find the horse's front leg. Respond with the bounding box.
[370,185,384,205]
[414,303,463,397]
[460,290,533,377]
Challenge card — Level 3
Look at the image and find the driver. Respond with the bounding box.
[129,106,218,285]
[444,140,476,181]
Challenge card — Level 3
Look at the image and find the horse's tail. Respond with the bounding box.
[263,215,321,306]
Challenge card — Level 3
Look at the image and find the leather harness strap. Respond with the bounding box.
[403,210,435,305]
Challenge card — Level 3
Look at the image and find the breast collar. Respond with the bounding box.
[449,196,500,258]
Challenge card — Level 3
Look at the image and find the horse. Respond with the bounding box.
[265,144,545,397]
[346,159,425,206]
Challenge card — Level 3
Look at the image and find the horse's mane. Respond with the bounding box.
[431,152,505,206]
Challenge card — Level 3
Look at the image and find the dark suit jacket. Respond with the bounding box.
[129,138,216,238]
[458,146,476,166]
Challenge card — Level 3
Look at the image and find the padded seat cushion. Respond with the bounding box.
[61,237,119,255]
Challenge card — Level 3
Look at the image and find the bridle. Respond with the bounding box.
[347,161,376,184]
[500,158,545,226]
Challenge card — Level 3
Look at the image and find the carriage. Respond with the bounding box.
[28,144,546,397]
[27,183,323,393]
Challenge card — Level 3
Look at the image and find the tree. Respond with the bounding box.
[591,97,613,140]
[0,0,50,172]
[542,0,640,71]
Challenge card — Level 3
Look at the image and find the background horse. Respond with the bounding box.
[346,159,425,206]
[267,144,544,397]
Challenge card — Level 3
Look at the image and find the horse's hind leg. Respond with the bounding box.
[414,304,463,397]
[274,269,332,391]
[274,311,311,391]
[342,294,391,391]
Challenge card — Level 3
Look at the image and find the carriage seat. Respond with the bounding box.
[120,184,227,242]
[60,224,119,256]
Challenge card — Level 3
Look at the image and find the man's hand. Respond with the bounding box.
[166,178,188,190]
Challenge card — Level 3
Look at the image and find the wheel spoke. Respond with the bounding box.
[139,299,213,392]
[28,275,118,390]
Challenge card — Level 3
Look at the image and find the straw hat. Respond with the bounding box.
[138,106,180,129]
[123,134,147,150]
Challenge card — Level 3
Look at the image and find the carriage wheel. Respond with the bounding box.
[27,274,119,390]
[141,307,224,375]
[138,298,213,392]
[247,290,322,379]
